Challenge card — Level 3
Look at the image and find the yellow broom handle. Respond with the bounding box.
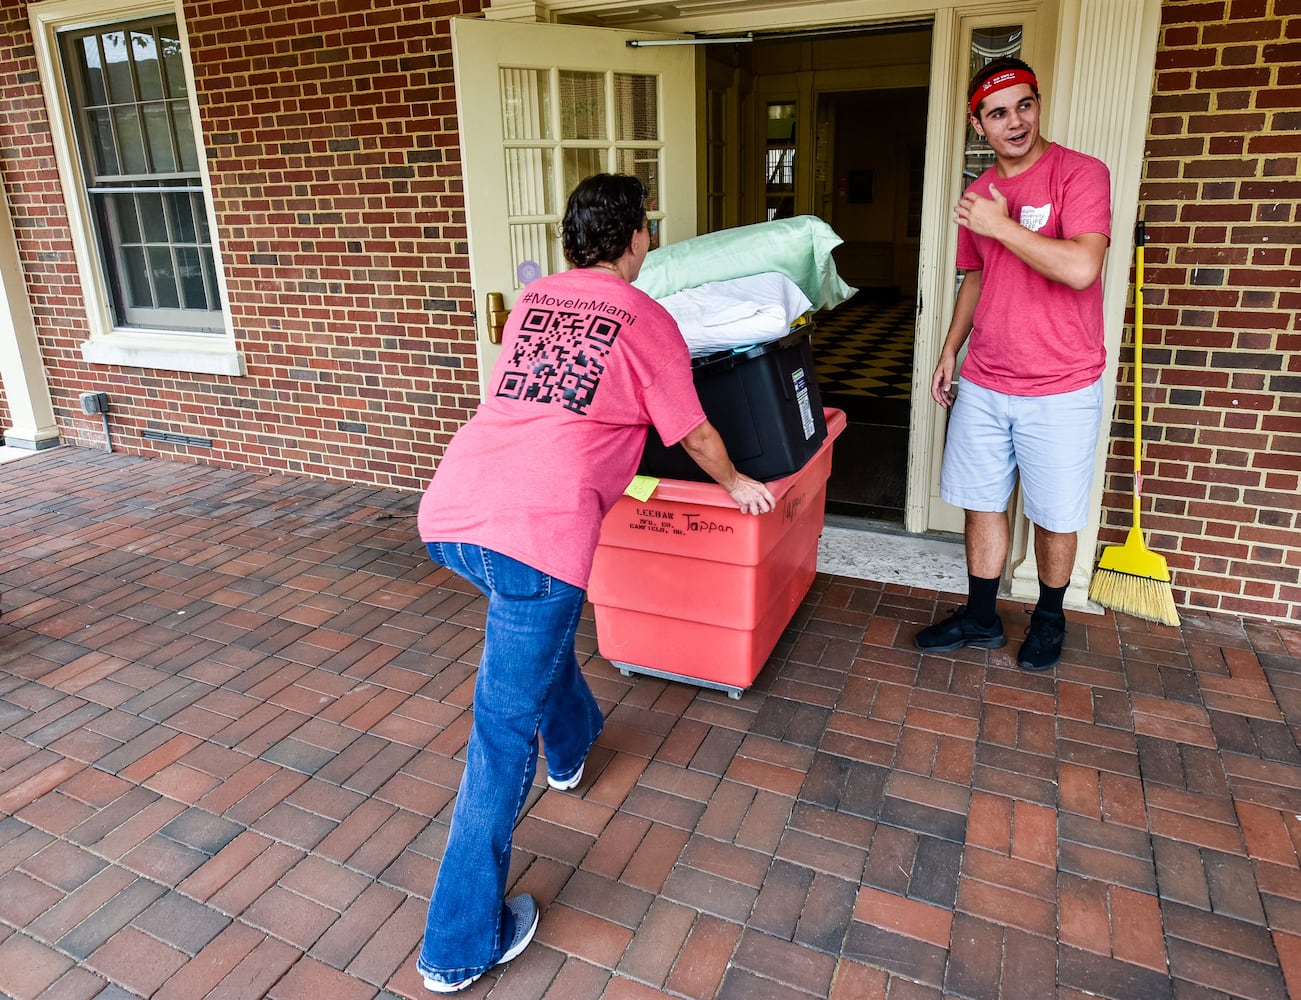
[1132,221,1145,525]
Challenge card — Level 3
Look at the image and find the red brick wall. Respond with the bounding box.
[1104,0,1301,621]
[0,0,484,488]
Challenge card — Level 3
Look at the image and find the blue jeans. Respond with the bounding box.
[417,542,604,985]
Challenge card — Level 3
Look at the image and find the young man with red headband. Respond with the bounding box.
[915,57,1111,670]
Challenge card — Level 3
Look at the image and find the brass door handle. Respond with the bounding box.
[485,292,509,344]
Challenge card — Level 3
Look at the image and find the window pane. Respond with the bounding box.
[159,28,187,97]
[122,245,150,305]
[142,102,175,171]
[559,71,605,140]
[767,102,796,142]
[79,36,107,106]
[613,148,658,209]
[89,109,119,175]
[500,68,552,141]
[102,30,134,102]
[113,106,147,173]
[509,223,560,284]
[113,194,142,243]
[562,148,604,198]
[132,30,163,100]
[767,147,794,186]
[138,193,167,241]
[200,249,218,306]
[147,246,180,307]
[614,74,657,142]
[191,193,210,243]
[504,147,555,216]
[166,192,196,242]
[172,103,197,170]
[765,102,796,221]
[176,245,206,308]
[965,25,1022,185]
[970,25,1023,67]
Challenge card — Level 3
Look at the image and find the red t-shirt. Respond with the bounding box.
[957,142,1112,396]
[417,267,706,588]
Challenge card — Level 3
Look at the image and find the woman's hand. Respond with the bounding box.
[726,474,776,516]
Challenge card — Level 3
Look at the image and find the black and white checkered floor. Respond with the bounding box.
[812,293,916,405]
[811,292,916,440]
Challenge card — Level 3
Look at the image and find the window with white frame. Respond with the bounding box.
[62,17,220,331]
[31,0,241,375]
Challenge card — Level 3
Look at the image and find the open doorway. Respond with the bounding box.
[816,86,928,522]
[716,25,933,525]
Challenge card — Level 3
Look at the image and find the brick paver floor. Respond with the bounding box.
[1,448,1298,999]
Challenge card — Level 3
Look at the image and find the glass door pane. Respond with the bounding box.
[963,25,1023,187]
[958,24,1023,298]
[765,102,796,221]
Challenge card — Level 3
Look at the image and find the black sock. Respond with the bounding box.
[967,574,1000,626]
[1037,579,1067,617]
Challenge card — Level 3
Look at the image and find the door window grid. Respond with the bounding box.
[499,66,663,288]
[61,15,223,333]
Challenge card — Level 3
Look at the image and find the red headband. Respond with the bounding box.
[969,69,1038,116]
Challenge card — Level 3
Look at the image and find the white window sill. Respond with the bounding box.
[81,332,246,377]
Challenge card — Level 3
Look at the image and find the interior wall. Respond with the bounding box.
[736,28,932,292]
[825,88,928,292]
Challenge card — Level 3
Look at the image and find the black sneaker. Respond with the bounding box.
[914,606,1007,652]
[1018,609,1066,671]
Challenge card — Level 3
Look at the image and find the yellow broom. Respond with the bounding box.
[1088,221,1180,626]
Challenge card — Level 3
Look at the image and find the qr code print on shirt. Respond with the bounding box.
[496,307,622,414]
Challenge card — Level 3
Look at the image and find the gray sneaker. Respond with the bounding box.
[914,606,1007,652]
[423,894,539,994]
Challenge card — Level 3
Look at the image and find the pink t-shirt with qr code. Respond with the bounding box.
[417,267,706,588]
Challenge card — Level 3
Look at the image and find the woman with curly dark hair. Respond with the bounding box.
[414,173,774,993]
[560,171,647,268]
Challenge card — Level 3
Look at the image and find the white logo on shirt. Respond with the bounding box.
[1020,204,1051,232]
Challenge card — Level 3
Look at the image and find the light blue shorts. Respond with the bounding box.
[940,377,1104,533]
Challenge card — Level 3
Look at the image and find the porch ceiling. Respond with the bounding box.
[491,0,933,35]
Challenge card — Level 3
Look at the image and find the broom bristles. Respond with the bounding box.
[1088,566,1181,626]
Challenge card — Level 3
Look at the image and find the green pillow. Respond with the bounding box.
[635,215,856,311]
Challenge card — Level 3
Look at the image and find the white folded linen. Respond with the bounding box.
[658,271,812,358]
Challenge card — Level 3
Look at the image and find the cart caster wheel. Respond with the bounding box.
[727,689,742,700]
[618,668,632,678]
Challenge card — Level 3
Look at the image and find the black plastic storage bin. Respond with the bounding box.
[641,327,826,482]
